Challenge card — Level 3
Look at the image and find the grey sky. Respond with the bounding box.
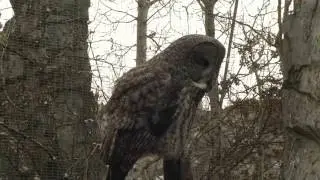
[0,0,280,107]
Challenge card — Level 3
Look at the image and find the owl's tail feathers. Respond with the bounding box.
[105,165,127,180]
[101,130,124,180]
[100,129,131,180]
[100,129,118,164]
[163,157,194,180]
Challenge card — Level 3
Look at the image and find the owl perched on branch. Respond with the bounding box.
[100,34,225,180]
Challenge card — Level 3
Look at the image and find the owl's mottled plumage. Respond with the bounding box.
[100,34,225,180]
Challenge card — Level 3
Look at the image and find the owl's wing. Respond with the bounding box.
[100,66,173,164]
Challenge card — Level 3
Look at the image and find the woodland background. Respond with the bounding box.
[0,0,319,179]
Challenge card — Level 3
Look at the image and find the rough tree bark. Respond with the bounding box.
[280,0,320,179]
[0,0,99,179]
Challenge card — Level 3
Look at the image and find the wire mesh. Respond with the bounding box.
[0,0,284,180]
[0,1,104,179]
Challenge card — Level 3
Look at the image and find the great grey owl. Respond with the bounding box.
[100,34,225,180]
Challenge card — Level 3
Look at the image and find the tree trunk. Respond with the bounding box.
[136,0,150,66]
[0,0,99,179]
[281,0,320,179]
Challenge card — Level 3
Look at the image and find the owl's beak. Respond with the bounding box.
[192,79,212,92]
[192,81,208,90]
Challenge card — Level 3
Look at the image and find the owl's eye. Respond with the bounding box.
[196,57,209,67]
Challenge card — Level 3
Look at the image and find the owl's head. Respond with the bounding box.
[160,34,226,92]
